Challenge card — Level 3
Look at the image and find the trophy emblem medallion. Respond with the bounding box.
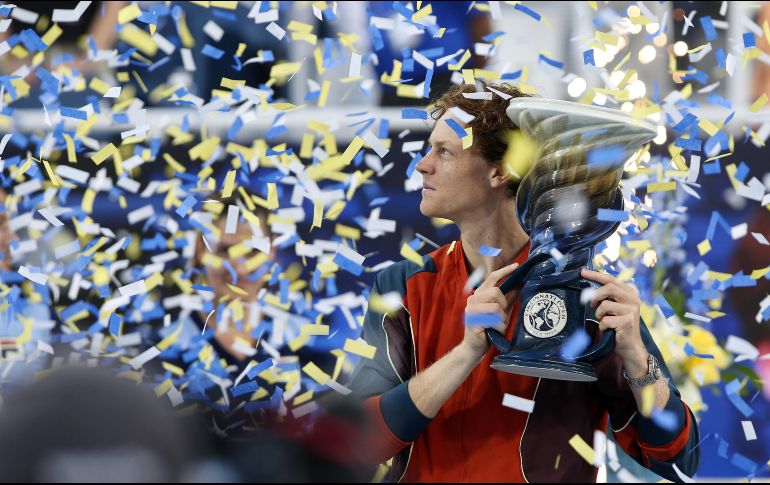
[523,293,568,339]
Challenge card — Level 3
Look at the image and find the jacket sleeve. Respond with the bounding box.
[346,270,431,465]
[596,321,700,482]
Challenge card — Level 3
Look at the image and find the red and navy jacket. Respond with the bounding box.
[348,239,699,482]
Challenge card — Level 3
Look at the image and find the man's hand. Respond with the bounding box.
[581,268,648,377]
[460,262,520,362]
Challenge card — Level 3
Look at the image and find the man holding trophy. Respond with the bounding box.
[348,83,699,482]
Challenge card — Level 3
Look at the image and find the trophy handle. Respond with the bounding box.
[576,324,615,362]
[484,252,551,352]
[575,280,616,362]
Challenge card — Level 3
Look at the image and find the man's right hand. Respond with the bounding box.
[460,262,520,362]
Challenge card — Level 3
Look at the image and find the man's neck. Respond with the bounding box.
[456,200,529,276]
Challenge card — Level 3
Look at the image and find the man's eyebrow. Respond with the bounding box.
[427,139,454,148]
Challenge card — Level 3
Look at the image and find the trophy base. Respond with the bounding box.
[490,355,598,382]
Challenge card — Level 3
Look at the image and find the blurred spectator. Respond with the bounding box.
[0,188,53,387]
[178,2,290,102]
[0,366,211,482]
[367,1,491,106]
[0,2,124,108]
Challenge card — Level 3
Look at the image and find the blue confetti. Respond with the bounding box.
[655,294,675,319]
[674,137,702,152]
[332,252,364,276]
[703,160,721,175]
[538,53,564,69]
[597,209,629,222]
[514,3,541,21]
[402,108,428,120]
[725,379,754,418]
[444,118,467,139]
[731,453,758,474]
[406,152,422,178]
[478,245,502,257]
[587,145,625,167]
[684,342,714,359]
[464,313,501,327]
[175,195,197,217]
[700,16,718,42]
[18,29,48,52]
[583,49,595,66]
[202,44,225,60]
[231,380,259,397]
[109,313,122,336]
[650,408,678,432]
[743,32,756,48]
[559,328,590,362]
[247,358,274,380]
[672,113,698,133]
[60,107,88,120]
[423,68,433,99]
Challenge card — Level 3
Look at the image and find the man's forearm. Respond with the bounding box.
[629,377,670,412]
[408,343,481,418]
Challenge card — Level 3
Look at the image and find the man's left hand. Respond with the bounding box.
[581,268,649,377]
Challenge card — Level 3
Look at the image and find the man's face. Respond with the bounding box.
[199,219,271,301]
[416,113,498,222]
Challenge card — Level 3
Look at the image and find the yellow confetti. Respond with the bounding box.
[697,239,712,256]
[647,181,676,192]
[568,434,596,465]
[270,62,303,78]
[335,223,361,240]
[698,119,720,137]
[40,23,62,47]
[461,127,473,150]
[118,3,142,24]
[226,283,249,296]
[751,267,770,279]
[91,143,117,166]
[318,80,331,107]
[118,24,158,56]
[412,3,433,22]
[462,68,475,84]
[448,49,471,71]
[503,130,538,180]
[301,324,330,336]
[300,133,314,159]
[154,379,173,397]
[81,189,96,213]
[401,243,423,266]
[312,199,324,229]
[750,93,768,113]
[640,385,655,417]
[42,160,60,186]
[302,362,331,385]
[222,169,236,198]
[340,136,365,165]
[343,338,377,359]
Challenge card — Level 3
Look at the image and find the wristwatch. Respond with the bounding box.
[623,353,662,388]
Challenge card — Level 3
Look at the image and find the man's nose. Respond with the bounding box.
[415,151,435,175]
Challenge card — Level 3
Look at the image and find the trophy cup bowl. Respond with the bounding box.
[485,98,657,381]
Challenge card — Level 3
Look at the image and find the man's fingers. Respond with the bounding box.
[581,268,615,286]
[472,287,508,310]
[596,300,633,320]
[479,262,520,289]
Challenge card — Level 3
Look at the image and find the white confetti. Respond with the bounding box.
[502,393,535,413]
[742,420,757,441]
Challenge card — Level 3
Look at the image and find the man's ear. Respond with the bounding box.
[489,161,512,190]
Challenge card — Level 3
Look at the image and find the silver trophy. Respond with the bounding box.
[486,99,657,381]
